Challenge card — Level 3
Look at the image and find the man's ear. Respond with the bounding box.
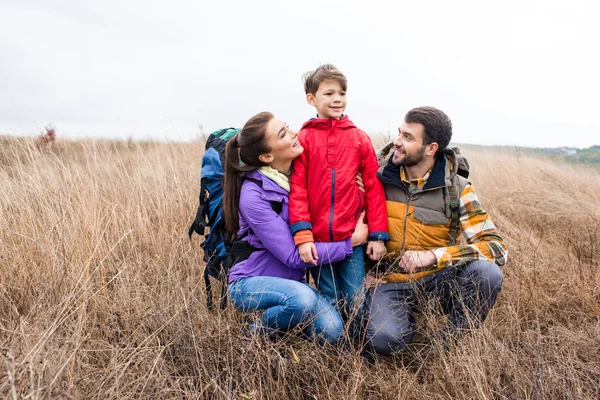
[259,153,274,164]
[306,93,317,106]
[426,143,439,157]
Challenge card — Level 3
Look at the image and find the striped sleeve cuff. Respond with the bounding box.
[433,247,453,269]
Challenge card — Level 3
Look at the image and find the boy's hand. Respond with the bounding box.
[299,242,318,265]
[366,240,386,261]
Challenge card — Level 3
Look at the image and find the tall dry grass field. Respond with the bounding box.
[1,136,599,399]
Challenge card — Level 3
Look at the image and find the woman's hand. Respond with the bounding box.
[298,242,318,265]
[355,172,365,193]
[351,212,369,247]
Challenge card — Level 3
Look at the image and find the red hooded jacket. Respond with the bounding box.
[290,116,390,243]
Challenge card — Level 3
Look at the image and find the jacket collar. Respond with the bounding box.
[244,169,289,196]
[301,115,355,130]
[378,152,454,190]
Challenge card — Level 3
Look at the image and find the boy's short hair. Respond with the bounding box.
[303,64,348,95]
[405,106,452,155]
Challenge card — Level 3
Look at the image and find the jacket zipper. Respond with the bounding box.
[354,190,362,220]
[400,193,412,251]
[329,169,336,242]
[399,186,446,253]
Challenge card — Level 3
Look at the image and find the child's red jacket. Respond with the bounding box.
[290,116,390,243]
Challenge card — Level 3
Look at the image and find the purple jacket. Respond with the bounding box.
[228,170,353,284]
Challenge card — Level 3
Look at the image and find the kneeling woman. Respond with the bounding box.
[223,112,367,344]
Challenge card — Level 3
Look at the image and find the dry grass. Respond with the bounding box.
[1,136,599,399]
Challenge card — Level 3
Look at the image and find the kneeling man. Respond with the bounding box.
[364,106,508,355]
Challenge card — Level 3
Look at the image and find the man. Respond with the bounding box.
[362,106,508,356]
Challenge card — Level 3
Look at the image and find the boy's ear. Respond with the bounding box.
[306,93,317,107]
[259,153,274,164]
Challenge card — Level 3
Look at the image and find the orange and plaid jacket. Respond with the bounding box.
[376,149,508,282]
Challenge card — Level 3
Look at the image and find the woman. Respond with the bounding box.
[223,112,368,344]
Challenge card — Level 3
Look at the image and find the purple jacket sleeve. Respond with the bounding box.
[239,184,353,269]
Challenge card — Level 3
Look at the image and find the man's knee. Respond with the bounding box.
[367,320,414,356]
[465,260,504,292]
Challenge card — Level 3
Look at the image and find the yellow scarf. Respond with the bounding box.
[259,166,290,192]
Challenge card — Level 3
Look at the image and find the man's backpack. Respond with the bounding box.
[189,128,287,310]
[376,142,470,245]
[189,127,239,310]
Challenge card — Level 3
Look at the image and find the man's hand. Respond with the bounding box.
[298,242,318,265]
[366,240,386,261]
[351,212,369,247]
[399,250,437,273]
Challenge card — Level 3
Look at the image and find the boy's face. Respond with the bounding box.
[306,80,346,119]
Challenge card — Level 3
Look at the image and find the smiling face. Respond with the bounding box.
[306,80,346,119]
[392,122,429,167]
[260,117,303,168]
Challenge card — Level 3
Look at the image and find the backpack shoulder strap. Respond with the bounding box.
[447,185,460,246]
[243,177,283,214]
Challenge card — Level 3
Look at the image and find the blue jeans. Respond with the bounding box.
[228,276,344,344]
[310,245,366,317]
[362,260,504,355]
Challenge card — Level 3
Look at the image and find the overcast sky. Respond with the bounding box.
[1,0,598,147]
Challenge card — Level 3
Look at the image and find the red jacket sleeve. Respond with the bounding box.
[289,129,313,237]
[358,130,390,241]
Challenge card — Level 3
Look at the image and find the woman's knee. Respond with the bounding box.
[314,313,344,344]
[285,284,319,314]
[310,295,344,344]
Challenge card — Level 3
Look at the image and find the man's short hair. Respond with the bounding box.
[302,64,348,95]
[405,106,452,155]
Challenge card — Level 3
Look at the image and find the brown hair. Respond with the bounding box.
[302,63,348,95]
[405,106,453,156]
[223,111,274,236]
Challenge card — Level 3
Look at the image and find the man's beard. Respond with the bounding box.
[395,145,426,167]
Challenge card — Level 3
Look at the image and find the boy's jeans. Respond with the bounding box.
[310,245,366,318]
[228,276,344,344]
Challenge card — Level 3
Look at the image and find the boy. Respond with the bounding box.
[290,64,389,314]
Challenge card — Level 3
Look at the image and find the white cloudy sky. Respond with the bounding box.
[1,0,598,147]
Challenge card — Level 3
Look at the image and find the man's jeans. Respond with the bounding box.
[310,245,366,318]
[361,260,504,355]
[228,276,344,344]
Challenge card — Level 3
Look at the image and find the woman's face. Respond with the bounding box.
[263,117,303,165]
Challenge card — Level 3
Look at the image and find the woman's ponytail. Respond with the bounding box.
[222,111,274,237]
[223,134,243,236]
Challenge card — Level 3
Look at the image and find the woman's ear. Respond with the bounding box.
[258,153,274,164]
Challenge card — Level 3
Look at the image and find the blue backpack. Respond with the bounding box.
[189,128,286,310]
[189,128,240,310]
